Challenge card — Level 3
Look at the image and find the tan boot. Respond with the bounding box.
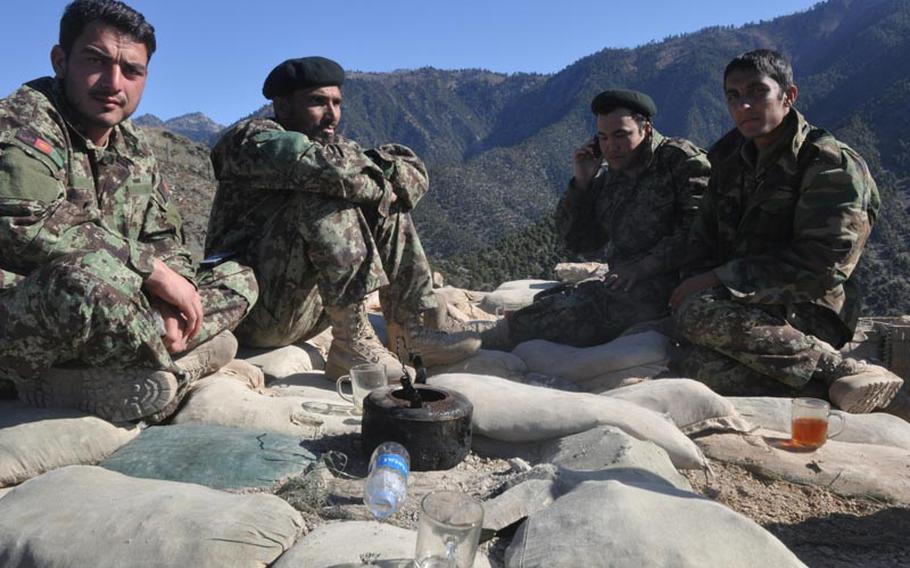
[174,330,238,382]
[18,367,181,423]
[325,302,405,382]
[827,358,904,413]
[386,311,481,367]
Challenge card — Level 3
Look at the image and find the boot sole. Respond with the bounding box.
[830,371,904,413]
[22,368,179,422]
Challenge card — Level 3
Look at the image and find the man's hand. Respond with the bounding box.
[154,301,190,354]
[144,259,203,343]
[572,138,602,189]
[670,271,720,312]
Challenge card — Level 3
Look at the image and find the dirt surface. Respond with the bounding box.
[682,459,910,567]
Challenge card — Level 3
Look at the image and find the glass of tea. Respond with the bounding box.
[790,398,845,450]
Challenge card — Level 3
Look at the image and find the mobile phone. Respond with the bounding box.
[590,135,602,159]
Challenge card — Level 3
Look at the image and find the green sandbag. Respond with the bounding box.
[101,424,317,490]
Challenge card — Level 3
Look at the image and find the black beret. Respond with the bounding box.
[591,89,657,118]
[262,56,345,99]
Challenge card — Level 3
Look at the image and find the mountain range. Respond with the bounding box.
[144,0,910,315]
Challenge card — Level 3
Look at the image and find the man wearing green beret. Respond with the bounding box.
[482,89,711,348]
[671,49,904,414]
[206,56,480,380]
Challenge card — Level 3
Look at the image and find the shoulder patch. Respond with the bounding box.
[13,127,65,169]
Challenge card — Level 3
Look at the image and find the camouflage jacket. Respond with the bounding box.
[556,130,710,274]
[684,109,879,336]
[206,118,428,257]
[0,77,193,291]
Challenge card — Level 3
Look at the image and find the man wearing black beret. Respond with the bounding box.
[481,89,711,348]
[205,56,480,380]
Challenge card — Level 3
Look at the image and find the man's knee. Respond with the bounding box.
[40,251,144,311]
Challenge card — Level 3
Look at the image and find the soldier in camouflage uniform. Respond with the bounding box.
[206,57,479,380]
[0,0,258,422]
[671,49,903,414]
[484,89,710,348]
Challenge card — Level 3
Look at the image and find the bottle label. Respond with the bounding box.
[376,453,409,476]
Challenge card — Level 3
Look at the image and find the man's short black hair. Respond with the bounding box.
[724,49,793,92]
[59,0,156,60]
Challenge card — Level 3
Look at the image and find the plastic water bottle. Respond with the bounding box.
[364,441,410,519]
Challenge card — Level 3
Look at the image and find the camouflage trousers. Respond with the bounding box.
[0,250,257,378]
[507,275,673,347]
[231,193,435,348]
[672,285,845,394]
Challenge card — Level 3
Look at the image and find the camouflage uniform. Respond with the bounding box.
[206,118,436,348]
[674,109,879,392]
[0,78,258,379]
[508,130,710,347]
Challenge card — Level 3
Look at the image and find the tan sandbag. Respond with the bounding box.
[604,379,753,435]
[239,340,327,380]
[505,480,807,568]
[698,430,910,504]
[272,521,491,568]
[0,465,302,568]
[428,349,528,379]
[731,396,910,451]
[553,262,609,283]
[478,279,559,314]
[172,371,361,438]
[428,373,705,470]
[0,401,138,487]
[512,331,671,389]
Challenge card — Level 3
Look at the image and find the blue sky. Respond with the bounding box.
[1,0,820,125]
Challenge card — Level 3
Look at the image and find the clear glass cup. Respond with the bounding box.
[413,490,484,568]
[336,363,386,412]
[790,397,845,450]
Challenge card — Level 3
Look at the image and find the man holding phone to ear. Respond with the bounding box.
[482,89,710,348]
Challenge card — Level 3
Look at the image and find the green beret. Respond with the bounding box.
[262,56,345,100]
[591,89,657,118]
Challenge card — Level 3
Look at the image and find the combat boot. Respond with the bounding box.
[822,357,904,413]
[18,366,181,423]
[386,310,481,367]
[173,330,238,383]
[325,302,404,382]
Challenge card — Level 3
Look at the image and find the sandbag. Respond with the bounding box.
[0,465,303,568]
[272,521,491,568]
[239,341,325,380]
[172,371,361,438]
[0,401,138,487]
[730,396,910,451]
[604,379,753,435]
[484,426,691,533]
[101,424,317,491]
[512,331,671,390]
[428,349,528,379]
[698,430,910,504]
[478,279,558,314]
[505,480,806,568]
[428,373,705,469]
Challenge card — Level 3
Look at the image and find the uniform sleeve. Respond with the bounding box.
[0,138,158,278]
[138,172,196,285]
[638,148,710,273]
[714,147,875,305]
[215,124,393,214]
[680,173,721,279]
[364,143,428,211]
[555,172,610,254]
